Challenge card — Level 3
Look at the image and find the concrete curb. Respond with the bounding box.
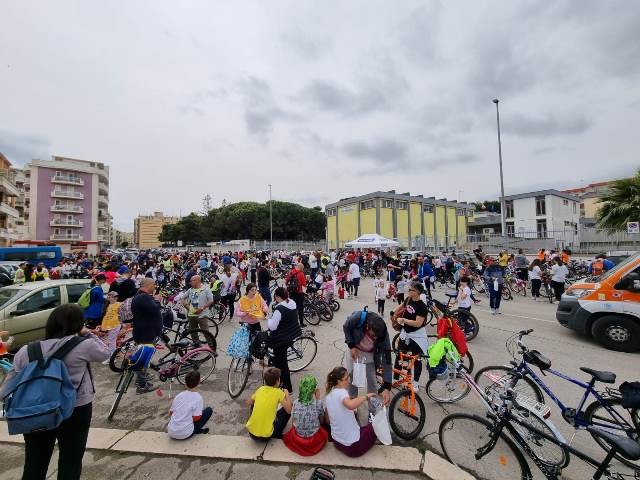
[0,423,475,479]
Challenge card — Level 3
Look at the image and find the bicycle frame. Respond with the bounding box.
[514,359,634,434]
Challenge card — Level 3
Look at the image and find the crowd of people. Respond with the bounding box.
[0,245,621,479]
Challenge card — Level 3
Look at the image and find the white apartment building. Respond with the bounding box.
[502,189,582,247]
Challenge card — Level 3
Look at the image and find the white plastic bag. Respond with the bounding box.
[372,406,392,445]
[352,358,367,388]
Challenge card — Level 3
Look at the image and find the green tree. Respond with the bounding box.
[596,169,640,230]
[472,200,501,213]
[120,241,129,249]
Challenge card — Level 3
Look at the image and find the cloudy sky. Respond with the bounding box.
[1,1,639,231]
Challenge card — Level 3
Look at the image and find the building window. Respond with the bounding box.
[326,208,336,216]
[506,222,515,237]
[457,208,465,216]
[563,199,568,206]
[469,209,475,217]
[360,200,375,210]
[423,205,434,213]
[396,201,407,210]
[573,202,577,214]
[505,200,514,218]
[536,219,547,238]
[535,196,546,216]
[382,199,393,209]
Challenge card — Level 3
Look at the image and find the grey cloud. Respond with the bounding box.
[397,3,443,65]
[298,80,390,117]
[0,128,51,165]
[343,139,408,167]
[504,113,591,137]
[280,27,332,59]
[178,88,228,116]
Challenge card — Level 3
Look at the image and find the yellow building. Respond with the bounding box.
[325,191,474,251]
[134,212,179,249]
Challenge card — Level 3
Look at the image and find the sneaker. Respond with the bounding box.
[136,384,158,394]
[412,381,419,392]
[473,299,481,304]
[197,427,210,434]
[102,359,110,366]
[490,309,496,315]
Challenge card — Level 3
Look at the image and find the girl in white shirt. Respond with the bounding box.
[324,367,377,457]
[528,259,543,300]
[550,257,569,301]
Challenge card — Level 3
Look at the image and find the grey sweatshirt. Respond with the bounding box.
[1,333,110,407]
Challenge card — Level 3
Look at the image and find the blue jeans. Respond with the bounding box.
[259,287,272,306]
[191,406,213,436]
[489,284,503,310]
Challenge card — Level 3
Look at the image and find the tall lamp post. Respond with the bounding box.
[493,99,507,245]
[268,184,273,251]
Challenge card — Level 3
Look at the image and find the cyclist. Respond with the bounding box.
[514,249,530,281]
[343,309,392,408]
[266,287,301,393]
[183,275,215,339]
[131,278,163,394]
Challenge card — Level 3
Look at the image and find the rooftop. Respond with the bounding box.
[327,190,469,209]
[502,189,581,203]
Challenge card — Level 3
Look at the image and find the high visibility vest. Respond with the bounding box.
[591,260,605,276]
[537,252,546,261]
[163,260,173,271]
[561,253,569,264]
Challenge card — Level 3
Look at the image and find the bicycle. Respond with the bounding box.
[108,311,217,373]
[439,385,640,479]
[227,329,318,398]
[475,330,640,469]
[107,337,216,422]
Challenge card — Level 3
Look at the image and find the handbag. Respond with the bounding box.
[351,357,367,388]
[226,324,250,359]
[371,406,392,445]
[390,301,407,332]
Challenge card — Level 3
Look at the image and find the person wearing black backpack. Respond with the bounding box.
[285,263,306,327]
[0,304,110,480]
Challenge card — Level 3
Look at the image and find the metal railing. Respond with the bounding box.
[50,219,83,227]
[50,204,83,213]
[51,190,84,199]
[50,233,83,241]
[51,174,84,186]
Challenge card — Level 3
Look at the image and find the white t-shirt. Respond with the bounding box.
[167,390,204,440]
[529,266,541,280]
[325,388,360,446]
[309,255,318,268]
[349,263,361,279]
[458,286,472,309]
[551,265,568,283]
[220,273,239,296]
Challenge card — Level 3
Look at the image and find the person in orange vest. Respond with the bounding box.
[560,249,570,265]
[537,249,547,262]
[588,254,614,276]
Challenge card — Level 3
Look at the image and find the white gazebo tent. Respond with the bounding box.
[344,234,399,249]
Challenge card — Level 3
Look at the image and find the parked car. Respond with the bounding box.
[0,279,91,351]
[557,252,640,352]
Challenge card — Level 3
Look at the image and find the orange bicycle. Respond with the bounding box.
[384,351,427,440]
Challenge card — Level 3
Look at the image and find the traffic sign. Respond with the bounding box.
[628,221,640,234]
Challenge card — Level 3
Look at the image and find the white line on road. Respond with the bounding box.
[474,307,557,324]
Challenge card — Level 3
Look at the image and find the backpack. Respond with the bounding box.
[118,297,134,323]
[2,337,90,435]
[77,287,92,308]
[287,271,300,293]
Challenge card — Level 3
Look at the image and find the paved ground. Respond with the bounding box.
[2,278,638,479]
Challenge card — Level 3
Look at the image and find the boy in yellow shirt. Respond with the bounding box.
[246,367,292,439]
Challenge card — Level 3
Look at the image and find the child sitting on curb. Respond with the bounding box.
[246,367,292,440]
[167,371,213,439]
[283,375,328,456]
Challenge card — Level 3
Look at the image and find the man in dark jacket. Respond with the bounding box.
[109,269,137,301]
[285,263,307,327]
[131,277,163,393]
[343,309,392,407]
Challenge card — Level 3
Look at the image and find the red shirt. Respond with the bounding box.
[286,269,307,293]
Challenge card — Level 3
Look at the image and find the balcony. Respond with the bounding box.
[50,233,83,241]
[99,182,108,196]
[51,174,84,186]
[0,202,20,218]
[51,189,84,200]
[50,219,84,228]
[98,194,108,207]
[50,204,84,214]
[0,172,20,197]
[0,227,19,240]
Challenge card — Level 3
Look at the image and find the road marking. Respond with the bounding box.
[474,307,557,324]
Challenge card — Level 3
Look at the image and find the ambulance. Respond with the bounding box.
[556,252,640,352]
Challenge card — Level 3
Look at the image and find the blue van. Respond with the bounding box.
[0,247,63,268]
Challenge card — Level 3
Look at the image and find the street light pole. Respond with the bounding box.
[493,99,507,245]
[268,184,273,252]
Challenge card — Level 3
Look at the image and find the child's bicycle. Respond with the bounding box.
[107,337,216,422]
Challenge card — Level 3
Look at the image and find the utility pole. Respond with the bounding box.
[493,99,507,246]
[268,184,273,252]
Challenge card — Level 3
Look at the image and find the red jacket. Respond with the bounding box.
[286,269,307,294]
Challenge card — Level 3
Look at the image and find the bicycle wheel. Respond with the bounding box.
[584,398,640,469]
[316,301,333,321]
[389,389,426,440]
[510,407,568,468]
[109,338,136,373]
[474,366,544,405]
[426,368,471,403]
[210,304,228,325]
[176,350,216,385]
[502,286,513,301]
[543,284,554,303]
[180,328,217,352]
[303,304,321,326]
[439,413,531,480]
[330,299,340,312]
[288,335,318,372]
[450,309,480,341]
[228,356,252,398]
[108,370,134,422]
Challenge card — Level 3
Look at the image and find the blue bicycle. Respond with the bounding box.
[475,330,640,469]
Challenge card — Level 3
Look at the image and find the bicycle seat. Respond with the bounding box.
[586,427,640,461]
[580,367,616,384]
[170,338,192,349]
[524,350,551,370]
[445,291,458,298]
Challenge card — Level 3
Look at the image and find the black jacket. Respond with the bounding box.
[269,303,301,348]
[343,311,393,391]
[109,278,137,301]
[257,267,271,288]
[132,291,163,344]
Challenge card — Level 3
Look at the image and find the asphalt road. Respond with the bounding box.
[64,279,640,479]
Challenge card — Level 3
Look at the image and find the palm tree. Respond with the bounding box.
[596,169,640,230]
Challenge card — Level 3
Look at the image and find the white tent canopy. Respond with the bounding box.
[344,234,399,249]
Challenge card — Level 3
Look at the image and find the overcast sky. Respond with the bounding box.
[1,1,639,231]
